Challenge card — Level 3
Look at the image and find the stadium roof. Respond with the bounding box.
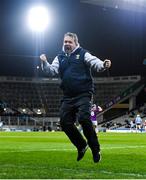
[81,0,146,13]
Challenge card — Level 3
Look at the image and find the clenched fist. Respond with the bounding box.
[40,54,47,62]
[103,59,111,69]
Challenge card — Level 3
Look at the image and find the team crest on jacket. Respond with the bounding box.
[76,54,80,59]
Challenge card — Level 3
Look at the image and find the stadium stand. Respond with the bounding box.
[0,75,145,131]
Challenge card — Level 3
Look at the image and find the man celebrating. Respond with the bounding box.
[40,32,111,163]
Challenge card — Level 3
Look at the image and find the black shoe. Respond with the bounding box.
[93,151,101,163]
[77,145,88,161]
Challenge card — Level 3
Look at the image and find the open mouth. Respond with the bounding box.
[64,45,71,53]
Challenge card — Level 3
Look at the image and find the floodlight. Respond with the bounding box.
[22,109,26,113]
[27,6,50,32]
[37,109,42,114]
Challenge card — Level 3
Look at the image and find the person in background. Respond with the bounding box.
[40,32,111,163]
[0,121,3,131]
[130,119,135,132]
[91,104,102,133]
[135,114,142,132]
[144,120,146,131]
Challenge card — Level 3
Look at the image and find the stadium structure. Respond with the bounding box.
[0,75,145,132]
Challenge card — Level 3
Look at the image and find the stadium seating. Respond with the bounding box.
[0,75,143,130]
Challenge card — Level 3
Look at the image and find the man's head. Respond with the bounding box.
[63,32,79,54]
[92,104,97,111]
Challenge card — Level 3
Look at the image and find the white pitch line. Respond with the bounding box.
[62,168,146,178]
[44,166,146,178]
[0,164,146,178]
[100,170,146,178]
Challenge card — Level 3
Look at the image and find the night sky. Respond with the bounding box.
[0,0,146,77]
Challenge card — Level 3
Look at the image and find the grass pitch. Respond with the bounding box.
[0,131,146,179]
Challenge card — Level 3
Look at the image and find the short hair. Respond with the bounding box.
[92,104,96,108]
[64,32,79,46]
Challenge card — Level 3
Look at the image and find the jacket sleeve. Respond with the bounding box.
[42,56,59,76]
[84,52,105,72]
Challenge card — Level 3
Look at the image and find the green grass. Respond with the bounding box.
[0,132,146,179]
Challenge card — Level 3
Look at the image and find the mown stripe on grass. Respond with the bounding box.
[0,145,145,153]
[0,136,60,138]
[103,145,146,149]
[0,164,146,178]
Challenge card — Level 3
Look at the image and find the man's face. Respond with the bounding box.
[92,104,97,111]
[63,35,77,54]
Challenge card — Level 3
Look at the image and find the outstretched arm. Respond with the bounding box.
[84,52,111,72]
[40,54,59,76]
